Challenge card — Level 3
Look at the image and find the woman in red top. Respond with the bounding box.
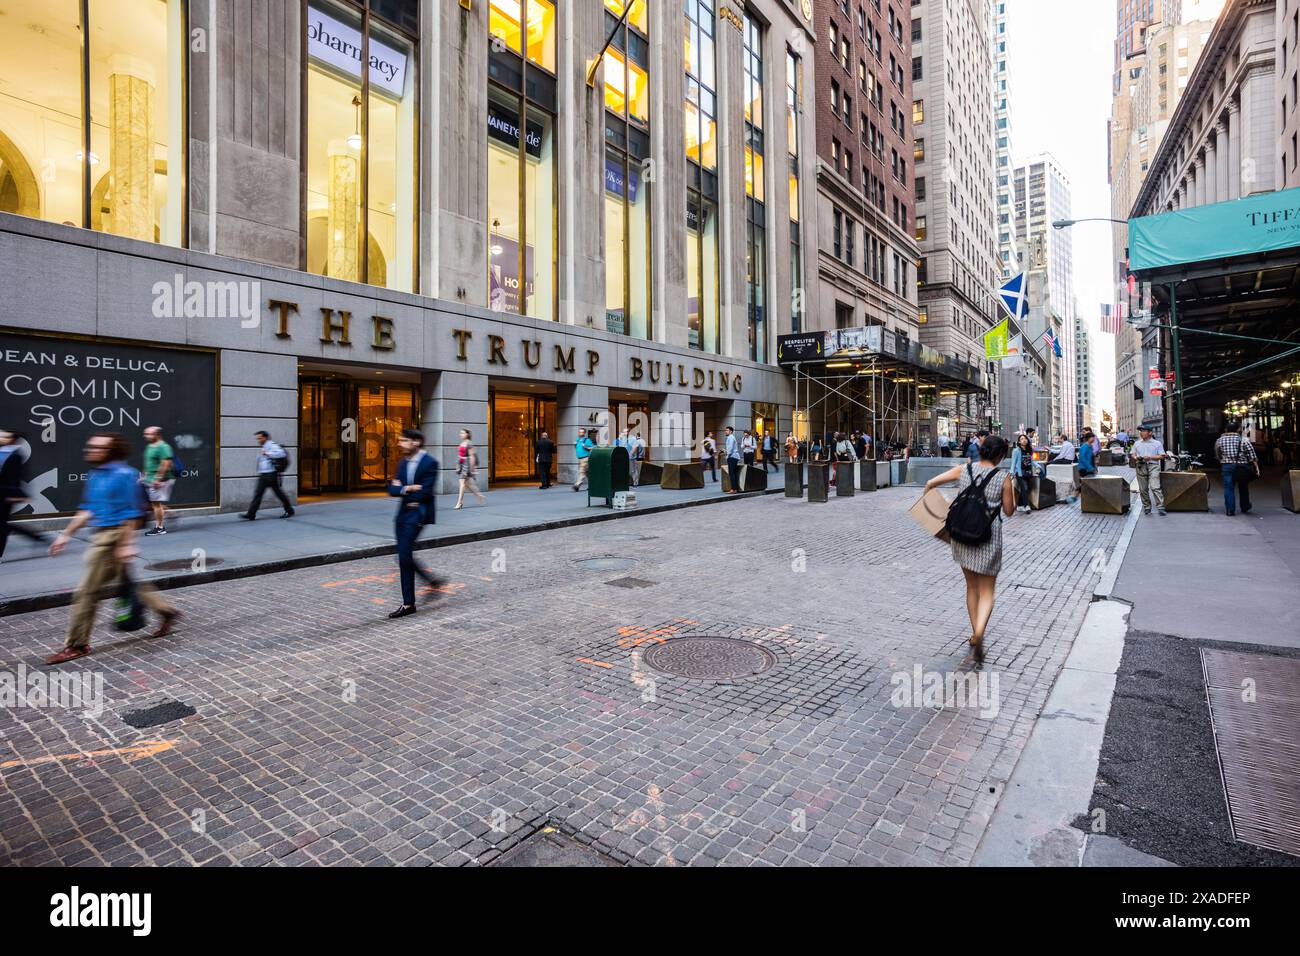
[454,429,487,510]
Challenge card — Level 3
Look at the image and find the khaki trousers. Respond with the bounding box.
[1136,464,1165,512]
[66,526,172,649]
[573,457,589,490]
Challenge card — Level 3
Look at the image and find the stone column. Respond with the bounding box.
[649,391,693,465]
[108,55,156,241]
[328,140,361,283]
[556,382,609,485]
[1227,100,1242,199]
[1194,156,1206,206]
[1215,121,1229,199]
[1205,138,1218,205]
[422,370,489,494]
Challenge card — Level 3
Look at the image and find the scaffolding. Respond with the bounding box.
[787,346,988,455]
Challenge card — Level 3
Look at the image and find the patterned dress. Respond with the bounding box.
[950,464,1008,576]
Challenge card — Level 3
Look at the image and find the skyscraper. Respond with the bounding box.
[993,1,1019,282]
[913,0,1000,436]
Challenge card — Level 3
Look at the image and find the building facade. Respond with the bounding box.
[0,0,813,512]
[810,0,920,344]
[992,0,1019,283]
[1128,0,1283,439]
[913,0,1000,440]
[1109,0,1221,435]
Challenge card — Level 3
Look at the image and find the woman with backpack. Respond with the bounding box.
[923,435,1015,664]
[1011,433,1035,514]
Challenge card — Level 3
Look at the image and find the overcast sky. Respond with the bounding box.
[1005,0,1117,416]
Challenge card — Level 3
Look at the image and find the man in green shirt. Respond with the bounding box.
[142,426,175,535]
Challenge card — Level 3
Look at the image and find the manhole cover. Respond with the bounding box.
[605,577,656,589]
[575,557,637,571]
[642,637,777,680]
[146,557,225,572]
[493,828,620,867]
[121,699,196,729]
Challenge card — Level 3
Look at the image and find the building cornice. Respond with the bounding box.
[1132,0,1276,217]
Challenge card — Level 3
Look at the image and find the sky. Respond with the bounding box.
[1005,0,1117,417]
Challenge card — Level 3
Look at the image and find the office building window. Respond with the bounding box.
[685,0,719,352]
[0,0,187,246]
[307,0,419,291]
[744,14,767,363]
[602,0,651,339]
[487,0,557,319]
[786,48,803,333]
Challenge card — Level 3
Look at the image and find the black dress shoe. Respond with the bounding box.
[239,513,255,520]
[280,510,295,518]
[387,605,417,619]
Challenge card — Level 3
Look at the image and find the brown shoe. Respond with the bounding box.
[45,646,92,665]
[151,609,181,638]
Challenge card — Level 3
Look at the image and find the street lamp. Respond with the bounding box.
[1052,218,1129,229]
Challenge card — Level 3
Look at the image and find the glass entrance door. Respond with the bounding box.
[356,382,420,487]
[489,391,556,483]
[300,378,419,494]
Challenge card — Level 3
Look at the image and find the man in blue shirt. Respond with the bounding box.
[46,433,179,664]
[572,427,595,492]
[724,426,742,493]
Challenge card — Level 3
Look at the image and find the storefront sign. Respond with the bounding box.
[1129,184,1300,273]
[776,332,826,365]
[487,102,544,158]
[0,333,217,515]
[307,4,409,99]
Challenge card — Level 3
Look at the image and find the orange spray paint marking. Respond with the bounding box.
[0,739,179,770]
[576,658,614,669]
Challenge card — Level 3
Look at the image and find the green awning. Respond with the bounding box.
[1129,186,1300,273]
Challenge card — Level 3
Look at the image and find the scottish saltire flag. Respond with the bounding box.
[998,272,1030,320]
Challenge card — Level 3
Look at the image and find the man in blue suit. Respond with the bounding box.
[386,428,444,619]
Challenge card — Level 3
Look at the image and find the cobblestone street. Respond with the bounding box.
[0,487,1125,866]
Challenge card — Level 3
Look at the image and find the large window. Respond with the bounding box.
[743,15,767,363]
[685,0,718,353]
[306,0,417,292]
[786,49,803,334]
[603,0,651,339]
[487,0,557,321]
[0,0,185,244]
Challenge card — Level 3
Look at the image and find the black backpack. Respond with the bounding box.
[272,449,291,473]
[945,464,1001,545]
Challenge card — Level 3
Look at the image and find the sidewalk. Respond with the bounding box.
[0,476,774,613]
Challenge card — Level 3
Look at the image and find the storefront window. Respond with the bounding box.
[685,0,718,353]
[602,0,650,340]
[0,0,184,244]
[487,0,557,321]
[305,0,417,292]
[744,16,767,362]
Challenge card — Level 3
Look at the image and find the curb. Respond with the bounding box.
[1092,491,1142,602]
[1,486,788,616]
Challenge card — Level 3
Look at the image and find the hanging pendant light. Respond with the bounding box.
[347,95,363,150]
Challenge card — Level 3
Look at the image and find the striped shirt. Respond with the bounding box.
[1214,433,1257,465]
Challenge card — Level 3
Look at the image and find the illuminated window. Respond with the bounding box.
[490,0,556,71]
[787,49,803,334]
[603,0,650,340]
[744,15,767,363]
[0,0,186,245]
[306,0,418,291]
[685,0,718,353]
[913,98,924,124]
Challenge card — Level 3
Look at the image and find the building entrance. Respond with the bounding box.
[489,389,557,484]
[299,376,420,495]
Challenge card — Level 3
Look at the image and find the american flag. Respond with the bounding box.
[1101,303,1122,335]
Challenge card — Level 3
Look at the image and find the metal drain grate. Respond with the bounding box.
[575,557,637,572]
[643,636,777,681]
[147,557,224,572]
[493,828,620,867]
[605,577,656,589]
[121,699,197,729]
[1201,648,1300,857]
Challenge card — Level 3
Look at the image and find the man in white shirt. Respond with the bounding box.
[1129,424,1166,516]
[1048,432,1076,464]
[241,430,294,520]
[629,432,645,487]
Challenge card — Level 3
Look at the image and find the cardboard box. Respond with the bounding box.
[908,488,951,543]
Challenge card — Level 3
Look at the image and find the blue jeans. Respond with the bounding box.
[1222,465,1253,514]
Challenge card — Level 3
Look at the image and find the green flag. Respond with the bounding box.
[984,318,1009,360]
